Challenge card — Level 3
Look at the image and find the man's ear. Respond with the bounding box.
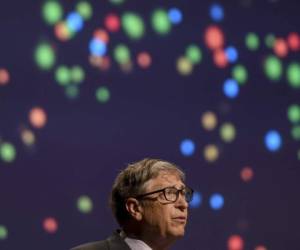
[125,198,143,221]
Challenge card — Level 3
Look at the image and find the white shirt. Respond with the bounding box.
[124,237,152,250]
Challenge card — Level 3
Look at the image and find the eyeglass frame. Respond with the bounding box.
[134,186,194,203]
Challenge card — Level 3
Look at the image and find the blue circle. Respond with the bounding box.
[168,8,183,24]
[223,79,239,98]
[189,191,202,208]
[66,12,84,32]
[209,193,224,210]
[265,130,282,152]
[180,139,195,156]
[225,46,238,63]
[210,3,224,22]
[89,38,107,56]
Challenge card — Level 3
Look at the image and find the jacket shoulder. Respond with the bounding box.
[71,240,108,250]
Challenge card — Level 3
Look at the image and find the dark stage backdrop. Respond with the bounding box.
[0,0,299,249]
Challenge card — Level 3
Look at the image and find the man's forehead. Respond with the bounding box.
[147,172,185,189]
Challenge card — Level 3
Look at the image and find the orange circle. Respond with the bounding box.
[287,32,300,51]
[204,25,225,50]
[137,52,152,69]
[273,38,288,58]
[213,49,228,68]
[105,14,120,32]
[0,68,10,85]
[54,22,72,41]
[43,217,58,234]
[93,29,109,43]
[29,107,47,129]
[240,167,254,182]
[227,235,244,250]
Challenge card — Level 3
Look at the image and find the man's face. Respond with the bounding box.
[140,172,189,241]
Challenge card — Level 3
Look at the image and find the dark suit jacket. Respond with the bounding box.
[71,231,131,250]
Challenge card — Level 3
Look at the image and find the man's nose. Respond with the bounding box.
[176,192,189,209]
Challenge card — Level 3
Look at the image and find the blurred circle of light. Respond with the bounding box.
[213,49,228,68]
[120,60,133,73]
[97,56,111,71]
[273,38,288,58]
[202,111,217,131]
[291,126,300,141]
[223,79,239,99]
[55,65,71,86]
[76,1,93,21]
[286,62,300,88]
[176,56,193,75]
[287,32,300,51]
[42,0,63,25]
[105,14,121,33]
[54,21,74,41]
[287,104,300,124]
[114,44,131,64]
[245,32,260,51]
[0,143,16,163]
[185,45,202,64]
[264,55,282,81]
[89,38,107,56]
[297,149,300,161]
[66,12,84,32]
[0,68,10,86]
[110,0,125,5]
[21,129,35,146]
[232,64,248,85]
[227,235,244,250]
[180,139,195,156]
[240,167,254,182]
[255,245,267,250]
[122,13,145,40]
[204,25,224,50]
[96,87,110,103]
[265,33,275,48]
[94,29,109,44]
[189,191,202,208]
[0,225,8,240]
[65,85,79,99]
[151,9,171,35]
[137,52,152,69]
[77,195,93,213]
[34,43,56,70]
[43,217,58,234]
[204,144,219,162]
[210,3,224,22]
[29,107,47,129]
[168,8,182,24]
[209,193,224,210]
[225,46,238,63]
[265,130,282,152]
[220,122,236,142]
[71,65,85,84]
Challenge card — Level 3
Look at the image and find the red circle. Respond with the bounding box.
[105,14,120,32]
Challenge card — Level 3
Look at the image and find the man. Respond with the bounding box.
[71,158,193,250]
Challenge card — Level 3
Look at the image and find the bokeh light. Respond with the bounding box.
[265,33,275,48]
[245,32,260,50]
[0,225,8,240]
[264,130,282,152]
[180,139,195,156]
[189,191,202,208]
[0,68,10,86]
[287,32,300,51]
[176,56,193,75]
[151,9,171,35]
[34,43,56,70]
[225,46,238,63]
[210,3,224,22]
[227,234,244,250]
[77,195,93,214]
[213,49,228,68]
[65,85,79,99]
[71,65,85,84]
[263,55,282,81]
[286,62,300,88]
[0,142,16,163]
[204,144,219,162]
[185,44,202,64]
[66,12,84,32]
[254,245,267,250]
[287,104,300,124]
[89,38,107,56]
[232,64,248,85]
[96,87,110,103]
[291,126,300,141]
[114,44,130,64]
[21,129,36,146]
[168,8,182,24]
[201,111,217,131]
[43,217,58,234]
[55,65,71,86]
[223,79,239,99]
[137,52,152,69]
[105,13,121,33]
[273,38,288,58]
[240,167,254,182]
[76,1,93,20]
[220,122,236,142]
[209,193,224,210]
[204,25,224,50]
[54,21,74,41]
[29,107,47,129]
[42,0,63,25]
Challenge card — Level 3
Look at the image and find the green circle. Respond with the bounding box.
[65,85,79,99]
[185,45,202,64]
[96,87,110,103]
[286,63,300,88]
[151,9,171,35]
[291,126,300,141]
[122,13,145,40]
[297,149,300,161]
[245,32,260,51]
[42,0,63,25]
[287,105,300,124]
[114,44,130,64]
[263,55,282,81]
[109,0,125,5]
[265,33,275,48]
[35,43,56,71]
[0,143,16,163]
[0,225,8,240]
[55,65,71,86]
[71,65,85,84]
[232,64,248,85]
[77,195,93,213]
[76,1,93,20]
[220,123,236,143]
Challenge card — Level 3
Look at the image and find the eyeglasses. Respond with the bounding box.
[134,186,194,203]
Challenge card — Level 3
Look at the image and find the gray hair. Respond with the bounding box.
[109,158,185,226]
